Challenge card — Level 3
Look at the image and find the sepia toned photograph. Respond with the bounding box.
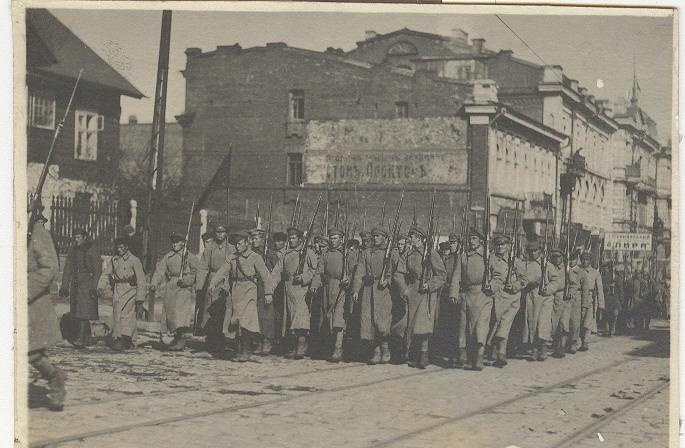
[15,3,676,447]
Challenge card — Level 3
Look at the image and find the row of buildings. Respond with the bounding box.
[25,10,671,274]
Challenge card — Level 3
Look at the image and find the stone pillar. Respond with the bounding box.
[199,209,208,253]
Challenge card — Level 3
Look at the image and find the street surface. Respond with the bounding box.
[25,300,671,448]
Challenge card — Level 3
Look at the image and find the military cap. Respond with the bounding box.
[448,233,459,242]
[468,227,484,240]
[229,230,250,244]
[371,227,388,238]
[346,239,360,249]
[439,241,451,251]
[169,233,185,243]
[493,234,511,245]
[248,228,265,236]
[328,227,344,237]
[201,231,215,242]
[272,231,287,242]
[287,227,304,236]
[113,237,129,247]
[359,231,372,239]
[35,213,49,222]
[526,240,540,251]
[549,249,563,257]
[396,234,408,242]
[215,224,228,233]
[408,226,427,239]
[580,251,592,260]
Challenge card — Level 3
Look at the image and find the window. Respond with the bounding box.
[287,153,303,186]
[74,110,102,161]
[28,94,55,129]
[395,102,409,118]
[289,90,305,120]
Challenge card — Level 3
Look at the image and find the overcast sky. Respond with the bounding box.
[49,7,674,141]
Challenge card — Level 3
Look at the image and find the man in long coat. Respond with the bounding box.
[393,226,446,369]
[578,251,604,351]
[59,229,101,347]
[547,250,571,358]
[311,228,349,362]
[150,233,199,351]
[566,250,584,353]
[210,231,275,361]
[448,228,491,371]
[538,249,564,360]
[389,234,410,361]
[109,237,146,351]
[195,224,235,351]
[351,227,395,364]
[249,227,279,355]
[28,212,65,410]
[270,227,318,359]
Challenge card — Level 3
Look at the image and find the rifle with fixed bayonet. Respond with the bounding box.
[296,194,323,276]
[290,192,300,227]
[419,191,436,290]
[179,201,196,285]
[482,196,493,295]
[505,202,520,290]
[264,192,273,261]
[379,191,404,289]
[538,205,551,295]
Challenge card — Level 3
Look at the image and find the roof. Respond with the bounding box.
[26,9,143,98]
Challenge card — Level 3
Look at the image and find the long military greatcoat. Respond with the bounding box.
[109,250,146,338]
[151,250,199,333]
[546,262,570,336]
[352,245,394,340]
[62,242,102,320]
[311,246,348,331]
[448,247,491,346]
[579,265,605,333]
[567,264,584,344]
[196,239,235,327]
[486,254,523,345]
[393,245,446,337]
[28,223,61,352]
[271,243,318,332]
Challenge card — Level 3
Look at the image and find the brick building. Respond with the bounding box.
[26,9,143,209]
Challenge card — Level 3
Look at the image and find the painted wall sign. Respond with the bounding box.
[604,232,652,252]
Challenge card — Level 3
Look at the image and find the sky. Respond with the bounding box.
[48,7,674,142]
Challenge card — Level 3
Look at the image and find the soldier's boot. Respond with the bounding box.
[169,332,186,351]
[368,342,381,365]
[380,339,391,364]
[235,331,253,362]
[536,340,547,361]
[553,335,567,358]
[472,345,484,371]
[407,342,418,368]
[30,353,66,411]
[455,347,468,368]
[328,331,344,363]
[293,335,307,360]
[493,339,508,368]
[578,331,590,352]
[111,336,129,352]
[261,338,272,356]
[486,345,496,361]
[253,339,264,355]
[567,340,578,354]
[417,337,430,369]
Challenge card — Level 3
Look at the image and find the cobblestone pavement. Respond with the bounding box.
[24,301,671,448]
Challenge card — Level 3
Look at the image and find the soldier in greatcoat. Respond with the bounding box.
[59,229,101,347]
[486,234,524,367]
[521,240,556,361]
[270,227,318,359]
[195,224,235,351]
[434,240,456,356]
[566,250,584,353]
[538,249,564,361]
[28,211,65,410]
[389,234,410,360]
[249,227,279,355]
[209,231,275,362]
[394,226,446,369]
[448,228,491,371]
[351,227,395,364]
[271,231,288,348]
[547,250,571,357]
[108,237,146,351]
[310,228,349,362]
[577,251,604,351]
[343,237,362,360]
[150,233,199,351]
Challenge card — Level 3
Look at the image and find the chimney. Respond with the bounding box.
[542,65,563,83]
[451,28,469,45]
[472,38,485,53]
[498,49,513,59]
[128,115,138,125]
[185,47,202,59]
[365,30,377,40]
[579,86,588,97]
[216,43,243,54]
[472,79,498,104]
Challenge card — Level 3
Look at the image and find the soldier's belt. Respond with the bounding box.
[322,274,342,281]
[235,277,257,283]
[112,278,133,284]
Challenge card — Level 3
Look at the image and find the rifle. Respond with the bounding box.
[255,200,261,229]
[335,199,340,228]
[333,199,351,313]
[482,195,492,294]
[264,192,273,260]
[538,205,551,295]
[28,69,83,241]
[362,208,367,233]
[379,191,404,288]
[505,202,520,290]
[290,192,300,227]
[419,191,436,289]
[412,205,417,227]
[180,201,196,281]
[433,216,440,251]
[379,201,387,227]
[459,206,468,255]
[296,194,323,276]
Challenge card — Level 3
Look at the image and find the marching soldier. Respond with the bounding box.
[271,227,318,359]
[195,224,235,351]
[520,240,551,361]
[360,231,373,252]
[249,228,279,355]
[109,237,146,351]
[201,231,215,250]
[393,226,446,369]
[271,231,288,348]
[351,227,394,364]
[486,234,524,367]
[389,234,410,360]
[448,228,491,371]
[28,210,66,410]
[150,233,199,351]
[209,231,275,362]
[273,232,288,261]
[59,229,102,347]
[311,228,349,362]
[566,250,584,353]
[540,249,565,360]
[578,251,605,351]
[433,240,456,361]
[448,233,460,255]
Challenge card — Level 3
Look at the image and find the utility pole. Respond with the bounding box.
[141,10,172,320]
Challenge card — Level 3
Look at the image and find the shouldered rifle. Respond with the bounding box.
[296,194,323,276]
[482,195,492,294]
[379,191,404,288]
[180,201,196,279]
[419,191,436,289]
[459,205,469,255]
[290,192,300,227]
[264,192,273,260]
[538,205,551,294]
[505,202,520,290]
[29,69,83,242]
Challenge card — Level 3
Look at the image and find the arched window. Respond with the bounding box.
[387,41,418,56]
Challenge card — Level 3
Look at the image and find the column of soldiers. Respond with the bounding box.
[31,199,665,412]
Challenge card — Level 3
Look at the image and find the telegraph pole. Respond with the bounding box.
[141,10,172,320]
